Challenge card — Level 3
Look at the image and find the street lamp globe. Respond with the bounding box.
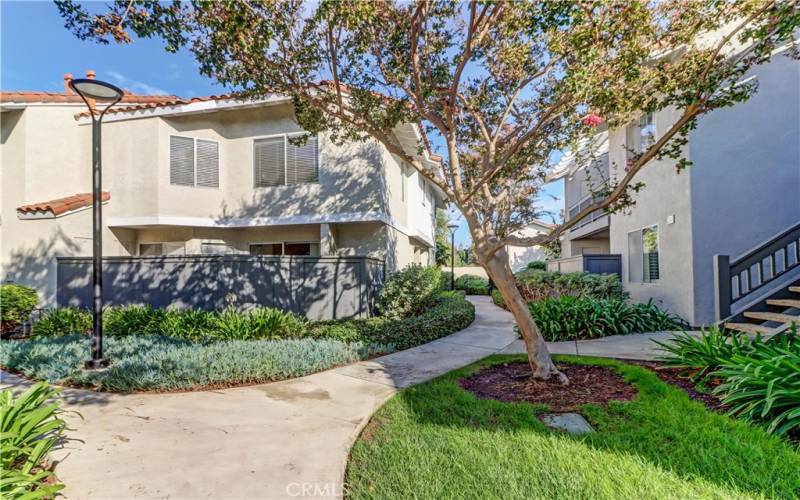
[69,78,124,103]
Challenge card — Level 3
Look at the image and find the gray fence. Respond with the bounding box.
[546,254,622,276]
[57,255,385,321]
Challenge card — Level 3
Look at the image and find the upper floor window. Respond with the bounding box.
[638,113,656,151]
[170,136,219,188]
[254,134,318,187]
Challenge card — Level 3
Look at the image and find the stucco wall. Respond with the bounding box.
[608,106,697,324]
[688,53,800,325]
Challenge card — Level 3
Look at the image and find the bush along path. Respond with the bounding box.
[0,296,516,499]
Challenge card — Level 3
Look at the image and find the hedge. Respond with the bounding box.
[378,265,442,319]
[308,291,475,350]
[514,269,625,302]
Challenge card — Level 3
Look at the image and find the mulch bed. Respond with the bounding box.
[460,362,637,412]
[631,361,728,412]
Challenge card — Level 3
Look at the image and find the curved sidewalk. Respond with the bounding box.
[0,296,518,500]
[0,296,680,499]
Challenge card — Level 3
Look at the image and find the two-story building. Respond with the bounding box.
[1,74,445,306]
[548,49,800,328]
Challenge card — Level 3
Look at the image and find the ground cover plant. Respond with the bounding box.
[0,382,67,499]
[345,355,800,499]
[525,296,684,341]
[0,335,391,393]
[657,326,800,438]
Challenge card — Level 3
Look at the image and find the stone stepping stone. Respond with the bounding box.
[541,412,594,434]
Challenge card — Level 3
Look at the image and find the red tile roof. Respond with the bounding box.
[79,93,238,118]
[0,91,179,105]
[17,192,110,217]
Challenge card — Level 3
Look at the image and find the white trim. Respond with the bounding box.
[76,95,292,125]
[108,211,435,247]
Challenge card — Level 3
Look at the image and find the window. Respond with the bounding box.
[627,225,660,283]
[200,241,236,255]
[249,242,320,256]
[169,136,219,188]
[254,134,318,187]
[250,243,283,255]
[139,242,185,256]
[638,113,656,152]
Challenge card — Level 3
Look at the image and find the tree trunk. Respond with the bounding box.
[479,247,568,384]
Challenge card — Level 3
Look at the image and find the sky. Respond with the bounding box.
[0,0,564,247]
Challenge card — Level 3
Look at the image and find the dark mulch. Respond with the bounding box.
[460,362,637,412]
[631,361,728,412]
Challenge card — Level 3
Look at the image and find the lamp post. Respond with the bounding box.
[69,76,123,369]
[447,222,459,290]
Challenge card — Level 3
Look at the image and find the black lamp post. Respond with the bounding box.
[447,222,459,290]
[69,77,124,369]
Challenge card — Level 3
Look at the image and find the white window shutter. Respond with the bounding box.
[170,136,195,186]
[286,135,318,184]
[196,139,219,188]
[254,137,285,187]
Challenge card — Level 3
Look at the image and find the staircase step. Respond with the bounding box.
[789,286,800,293]
[725,322,774,335]
[743,311,800,323]
[766,299,800,308]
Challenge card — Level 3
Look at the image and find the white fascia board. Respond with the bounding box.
[108,211,435,247]
[76,95,292,125]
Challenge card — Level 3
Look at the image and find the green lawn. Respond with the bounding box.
[345,355,800,499]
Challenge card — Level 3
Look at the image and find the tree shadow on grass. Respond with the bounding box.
[374,354,800,499]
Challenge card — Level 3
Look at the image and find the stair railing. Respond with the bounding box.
[714,221,800,320]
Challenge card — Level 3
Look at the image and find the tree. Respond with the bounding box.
[56,0,799,383]
[434,209,455,267]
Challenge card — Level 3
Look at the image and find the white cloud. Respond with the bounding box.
[105,70,169,95]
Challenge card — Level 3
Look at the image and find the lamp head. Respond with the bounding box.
[69,78,124,102]
[447,223,459,234]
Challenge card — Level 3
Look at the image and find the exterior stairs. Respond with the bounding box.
[725,284,800,336]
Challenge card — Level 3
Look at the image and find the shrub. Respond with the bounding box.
[654,327,752,383]
[525,260,547,271]
[0,335,391,392]
[514,270,625,302]
[33,307,91,336]
[657,325,800,438]
[37,305,306,342]
[527,296,685,341]
[103,305,166,337]
[0,382,67,499]
[714,332,800,437]
[378,265,442,319]
[453,274,489,295]
[309,291,475,351]
[0,284,38,333]
[491,288,506,309]
[212,307,306,341]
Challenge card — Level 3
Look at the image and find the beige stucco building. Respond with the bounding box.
[1,81,445,306]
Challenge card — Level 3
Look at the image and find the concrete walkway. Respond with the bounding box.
[0,297,681,499]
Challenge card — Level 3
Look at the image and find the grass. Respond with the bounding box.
[345,355,800,499]
[0,335,391,392]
